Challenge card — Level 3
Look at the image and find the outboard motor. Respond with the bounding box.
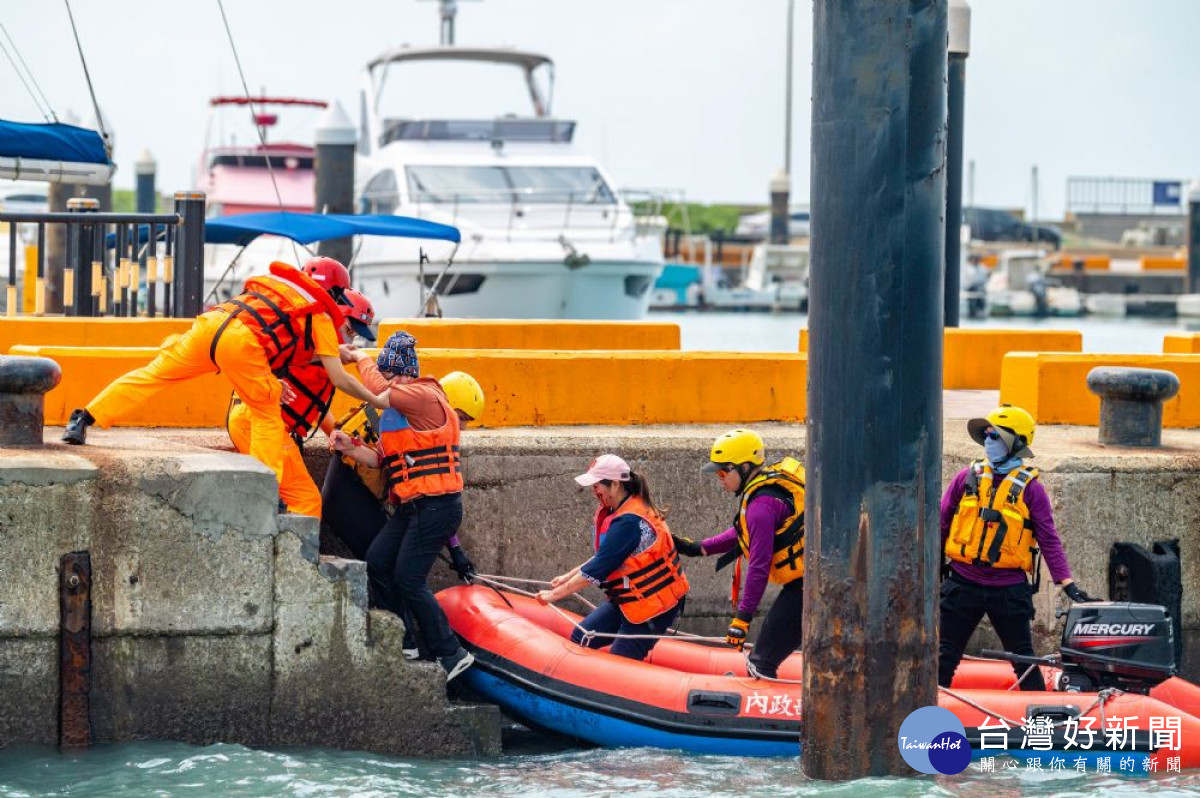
[1058,601,1176,694]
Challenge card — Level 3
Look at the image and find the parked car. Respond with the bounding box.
[964,206,1060,250]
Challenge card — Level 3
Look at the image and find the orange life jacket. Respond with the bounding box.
[210,261,345,372]
[379,379,463,503]
[593,496,690,624]
[278,359,335,445]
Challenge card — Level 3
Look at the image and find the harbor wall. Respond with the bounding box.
[10,345,808,429]
[3,421,1200,751]
[303,423,1200,651]
[0,444,501,755]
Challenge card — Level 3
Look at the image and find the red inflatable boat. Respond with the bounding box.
[439,585,1200,763]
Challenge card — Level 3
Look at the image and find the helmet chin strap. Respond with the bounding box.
[734,463,759,495]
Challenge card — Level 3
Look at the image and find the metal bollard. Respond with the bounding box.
[1086,366,1180,446]
[0,355,62,445]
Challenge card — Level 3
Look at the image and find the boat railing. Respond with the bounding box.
[380,118,576,147]
[0,193,207,318]
[377,187,640,243]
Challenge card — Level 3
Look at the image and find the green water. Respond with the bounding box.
[4,740,1200,798]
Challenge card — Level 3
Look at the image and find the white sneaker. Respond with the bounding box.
[441,649,475,682]
[402,646,420,661]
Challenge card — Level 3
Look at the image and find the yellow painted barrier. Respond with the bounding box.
[1141,256,1186,271]
[14,345,804,428]
[800,328,1082,389]
[375,318,681,350]
[1164,333,1200,354]
[0,317,194,354]
[999,352,1200,427]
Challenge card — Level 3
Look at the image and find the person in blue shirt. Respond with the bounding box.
[537,454,689,661]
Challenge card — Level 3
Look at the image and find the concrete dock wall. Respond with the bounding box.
[0,443,500,755]
[305,424,1200,647]
[5,420,1200,752]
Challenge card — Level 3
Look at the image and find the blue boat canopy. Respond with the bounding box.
[203,212,461,247]
[0,120,110,164]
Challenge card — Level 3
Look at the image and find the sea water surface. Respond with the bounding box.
[6,314,1200,796]
[5,739,1200,797]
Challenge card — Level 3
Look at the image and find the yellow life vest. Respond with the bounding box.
[724,457,806,606]
[945,460,1040,572]
[333,401,387,500]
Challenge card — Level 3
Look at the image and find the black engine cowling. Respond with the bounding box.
[1059,602,1175,693]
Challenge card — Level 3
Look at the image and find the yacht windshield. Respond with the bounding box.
[405,165,614,204]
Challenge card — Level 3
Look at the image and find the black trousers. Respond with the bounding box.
[365,492,464,660]
[938,573,1046,691]
[748,578,804,678]
[320,458,387,561]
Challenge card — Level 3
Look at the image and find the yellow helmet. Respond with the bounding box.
[440,371,485,422]
[702,428,764,472]
[968,404,1036,452]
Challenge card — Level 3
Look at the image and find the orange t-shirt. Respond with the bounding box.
[357,361,447,430]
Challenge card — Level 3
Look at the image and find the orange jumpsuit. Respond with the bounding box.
[85,280,342,509]
[226,358,335,518]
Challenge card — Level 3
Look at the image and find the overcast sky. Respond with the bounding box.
[3,0,1198,219]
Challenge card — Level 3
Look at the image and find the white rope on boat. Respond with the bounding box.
[937,684,1121,733]
[468,574,729,645]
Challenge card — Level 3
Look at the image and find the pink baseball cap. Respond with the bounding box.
[575,454,631,486]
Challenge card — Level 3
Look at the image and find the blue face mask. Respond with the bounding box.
[984,436,1010,463]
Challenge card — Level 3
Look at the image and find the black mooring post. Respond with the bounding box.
[944,0,970,327]
[173,191,206,317]
[315,102,357,267]
[805,0,947,780]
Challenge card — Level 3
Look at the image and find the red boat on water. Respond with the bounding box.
[440,584,1200,764]
[196,96,327,217]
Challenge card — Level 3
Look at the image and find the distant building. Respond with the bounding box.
[1064,176,1186,246]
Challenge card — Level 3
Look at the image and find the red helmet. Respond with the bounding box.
[339,288,376,342]
[302,257,351,294]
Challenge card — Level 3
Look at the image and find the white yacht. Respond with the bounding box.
[353,47,664,319]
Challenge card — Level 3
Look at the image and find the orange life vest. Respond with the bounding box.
[210,261,345,372]
[593,496,690,624]
[278,359,335,445]
[379,379,463,503]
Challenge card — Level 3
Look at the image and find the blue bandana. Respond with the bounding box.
[377,331,419,377]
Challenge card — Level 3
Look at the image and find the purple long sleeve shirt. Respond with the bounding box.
[701,495,792,618]
[940,466,1071,587]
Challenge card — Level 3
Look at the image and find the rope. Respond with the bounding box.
[937,683,1121,734]
[62,0,109,156]
[0,25,53,121]
[745,655,803,685]
[213,0,302,266]
[467,575,732,646]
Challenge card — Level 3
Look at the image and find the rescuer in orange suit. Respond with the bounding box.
[61,258,389,512]
[225,287,378,518]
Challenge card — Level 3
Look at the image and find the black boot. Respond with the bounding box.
[61,408,94,445]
